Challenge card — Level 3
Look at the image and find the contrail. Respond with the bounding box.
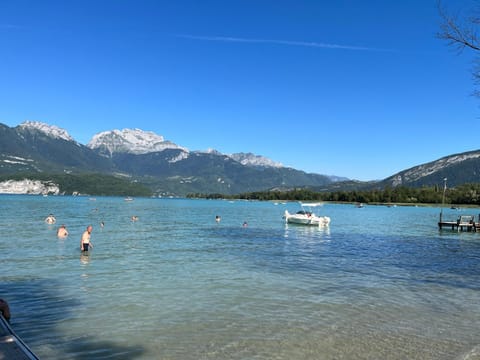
[177,34,394,52]
[0,24,21,29]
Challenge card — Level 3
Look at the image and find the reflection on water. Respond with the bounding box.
[80,253,91,265]
[1,196,480,359]
[284,222,331,238]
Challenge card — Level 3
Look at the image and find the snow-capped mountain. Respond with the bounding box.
[4,120,480,195]
[88,129,284,169]
[0,121,337,195]
[87,128,187,156]
[0,121,112,174]
[195,149,282,168]
[19,121,76,142]
[229,152,283,168]
[197,148,223,156]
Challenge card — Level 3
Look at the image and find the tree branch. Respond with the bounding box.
[437,1,480,52]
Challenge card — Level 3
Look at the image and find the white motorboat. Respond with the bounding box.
[283,202,331,227]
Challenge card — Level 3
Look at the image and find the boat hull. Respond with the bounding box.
[284,210,330,227]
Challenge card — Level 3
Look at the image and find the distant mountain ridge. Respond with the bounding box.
[14,122,287,168]
[320,150,480,193]
[20,121,76,142]
[3,121,479,196]
[0,122,112,174]
[379,150,480,189]
[0,121,336,195]
[87,127,284,168]
[228,152,283,168]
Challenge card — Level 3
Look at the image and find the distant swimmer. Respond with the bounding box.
[131,215,139,222]
[80,225,94,252]
[57,224,69,238]
[243,221,248,228]
[100,221,105,228]
[45,214,56,224]
[215,215,221,223]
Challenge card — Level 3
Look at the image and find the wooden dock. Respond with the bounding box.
[438,215,480,232]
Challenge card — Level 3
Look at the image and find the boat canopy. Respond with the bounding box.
[299,202,324,207]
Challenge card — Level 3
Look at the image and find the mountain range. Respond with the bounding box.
[0,121,478,195]
[0,121,336,195]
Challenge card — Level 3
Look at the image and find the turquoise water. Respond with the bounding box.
[2,195,480,359]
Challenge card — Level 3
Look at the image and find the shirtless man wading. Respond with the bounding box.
[80,225,94,251]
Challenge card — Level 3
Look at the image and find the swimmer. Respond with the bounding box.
[57,224,69,238]
[215,215,221,223]
[80,225,94,252]
[131,216,139,222]
[100,221,105,228]
[45,214,56,224]
[243,221,248,228]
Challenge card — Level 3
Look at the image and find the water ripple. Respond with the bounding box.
[1,197,480,359]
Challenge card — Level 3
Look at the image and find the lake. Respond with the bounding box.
[1,195,480,359]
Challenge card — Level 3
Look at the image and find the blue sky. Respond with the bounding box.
[0,0,478,181]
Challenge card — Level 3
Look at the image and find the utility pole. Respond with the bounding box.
[440,178,447,223]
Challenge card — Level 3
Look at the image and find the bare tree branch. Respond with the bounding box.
[437,1,480,52]
[437,0,480,98]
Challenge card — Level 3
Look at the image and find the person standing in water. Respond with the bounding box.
[80,225,94,252]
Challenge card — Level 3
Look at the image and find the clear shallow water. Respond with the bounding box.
[2,195,480,359]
